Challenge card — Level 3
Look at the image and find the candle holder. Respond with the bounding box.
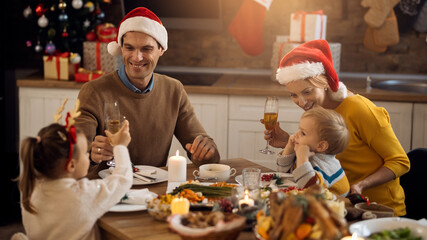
[230,187,267,231]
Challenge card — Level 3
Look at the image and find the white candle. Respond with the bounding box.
[341,233,364,240]
[168,150,187,182]
[171,197,190,215]
[239,189,254,209]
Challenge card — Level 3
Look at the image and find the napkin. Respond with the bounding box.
[120,189,158,205]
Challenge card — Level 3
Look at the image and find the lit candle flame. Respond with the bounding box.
[352,233,358,240]
[175,150,180,156]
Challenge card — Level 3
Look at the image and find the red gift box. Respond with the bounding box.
[75,68,104,82]
[96,23,117,43]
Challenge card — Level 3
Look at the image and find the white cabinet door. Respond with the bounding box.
[168,94,228,162]
[412,103,427,149]
[374,101,413,152]
[228,96,303,169]
[19,87,80,144]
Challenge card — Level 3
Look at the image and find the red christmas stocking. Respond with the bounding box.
[228,0,273,56]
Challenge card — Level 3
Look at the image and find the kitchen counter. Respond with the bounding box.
[17,73,427,103]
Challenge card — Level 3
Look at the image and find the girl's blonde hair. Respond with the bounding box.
[18,124,82,214]
[302,107,349,155]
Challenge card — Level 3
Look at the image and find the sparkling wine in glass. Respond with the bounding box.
[104,101,121,166]
[260,97,279,154]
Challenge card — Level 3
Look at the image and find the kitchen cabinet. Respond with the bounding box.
[18,88,228,162]
[228,96,304,169]
[373,101,413,153]
[412,103,427,149]
[168,94,228,162]
[19,87,80,143]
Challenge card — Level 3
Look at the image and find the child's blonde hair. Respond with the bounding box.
[18,124,83,214]
[301,107,349,155]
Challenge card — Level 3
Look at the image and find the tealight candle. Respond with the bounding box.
[168,150,187,182]
[171,197,190,215]
[341,233,364,240]
[239,189,254,209]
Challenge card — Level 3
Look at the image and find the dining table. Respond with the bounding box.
[97,158,274,240]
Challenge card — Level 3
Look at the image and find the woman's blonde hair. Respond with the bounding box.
[306,74,329,89]
[302,107,349,155]
[18,124,82,214]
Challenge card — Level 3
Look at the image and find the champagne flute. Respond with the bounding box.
[104,101,121,166]
[259,96,279,154]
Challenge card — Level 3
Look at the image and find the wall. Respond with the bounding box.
[108,0,427,74]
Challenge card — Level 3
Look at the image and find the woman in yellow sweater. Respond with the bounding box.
[265,39,410,216]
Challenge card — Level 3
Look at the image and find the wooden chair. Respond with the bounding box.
[400,148,427,220]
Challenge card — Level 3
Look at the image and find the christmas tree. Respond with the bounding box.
[22,0,110,57]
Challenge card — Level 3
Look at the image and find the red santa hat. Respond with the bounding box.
[276,39,347,100]
[107,7,168,56]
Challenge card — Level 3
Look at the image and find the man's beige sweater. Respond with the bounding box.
[76,71,219,175]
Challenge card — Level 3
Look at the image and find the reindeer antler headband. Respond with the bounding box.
[53,98,81,168]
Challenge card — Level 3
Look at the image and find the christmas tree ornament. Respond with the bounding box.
[83,19,91,28]
[62,27,69,38]
[38,15,49,28]
[26,40,32,47]
[70,53,81,64]
[45,42,56,54]
[84,1,95,12]
[35,42,43,52]
[97,10,105,20]
[228,0,274,56]
[72,0,83,10]
[35,3,48,17]
[59,12,68,22]
[50,4,56,12]
[58,0,67,10]
[23,6,32,18]
[85,31,96,41]
[48,28,56,39]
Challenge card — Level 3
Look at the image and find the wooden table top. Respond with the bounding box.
[97,158,273,240]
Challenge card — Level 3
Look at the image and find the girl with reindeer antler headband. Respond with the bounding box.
[16,98,132,240]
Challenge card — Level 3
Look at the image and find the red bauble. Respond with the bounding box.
[35,3,48,17]
[62,31,69,38]
[85,31,96,41]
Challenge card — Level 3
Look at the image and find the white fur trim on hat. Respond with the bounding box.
[107,41,122,56]
[108,16,168,56]
[330,82,348,101]
[276,61,325,85]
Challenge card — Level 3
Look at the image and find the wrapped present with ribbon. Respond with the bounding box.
[75,67,104,82]
[83,41,121,73]
[96,23,118,43]
[43,52,79,81]
[290,10,327,43]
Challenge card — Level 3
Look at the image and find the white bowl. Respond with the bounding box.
[349,217,427,238]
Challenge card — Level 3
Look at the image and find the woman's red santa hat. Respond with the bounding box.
[276,39,347,100]
[107,7,168,56]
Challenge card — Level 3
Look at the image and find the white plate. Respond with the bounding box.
[109,203,147,212]
[235,172,295,187]
[349,217,427,238]
[99,165,168,186]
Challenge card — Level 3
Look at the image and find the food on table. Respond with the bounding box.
[168,211,246,240]
[178,189,204,203]
[257,184,348,240]
[367,227,421,240]
[147,194,176,221]
[171,182,235,198]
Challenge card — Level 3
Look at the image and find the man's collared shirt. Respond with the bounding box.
[117,65,154,94]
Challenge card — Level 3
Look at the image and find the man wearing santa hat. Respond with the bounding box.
[265,39,409,216]
[76,7,220,175]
